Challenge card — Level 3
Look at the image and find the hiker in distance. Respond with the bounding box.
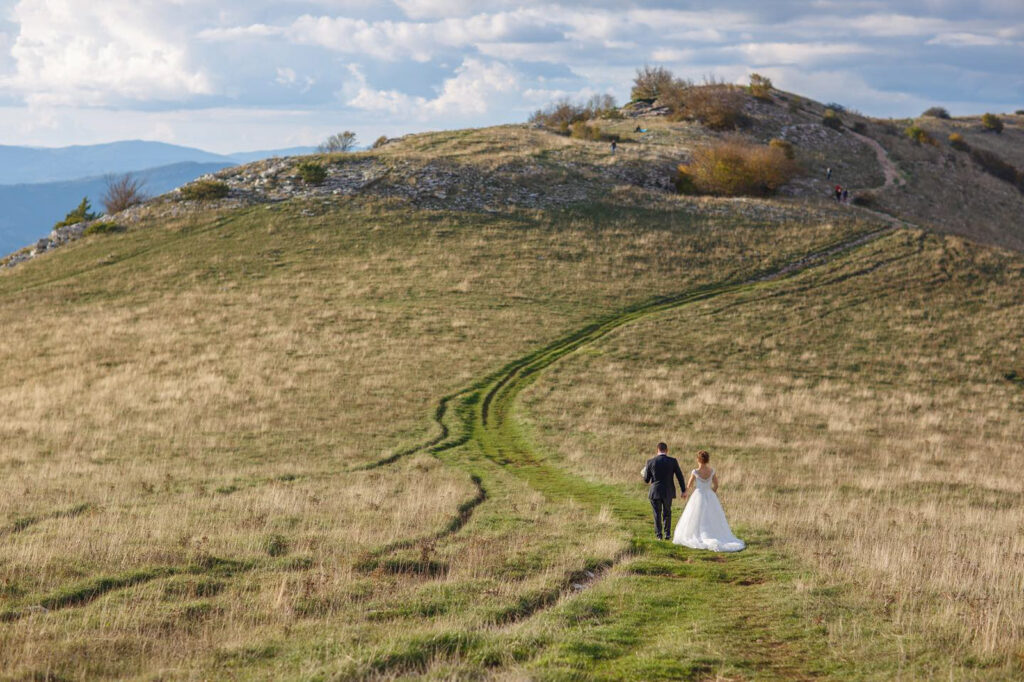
[641,442,686,540]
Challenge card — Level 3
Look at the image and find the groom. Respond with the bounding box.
[642,442,686,540]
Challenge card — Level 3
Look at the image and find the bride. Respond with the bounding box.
[673,450,745,552]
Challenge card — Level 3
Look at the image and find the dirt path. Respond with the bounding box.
[849,130,904,189]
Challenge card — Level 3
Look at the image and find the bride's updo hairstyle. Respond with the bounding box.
[697,450,710,464]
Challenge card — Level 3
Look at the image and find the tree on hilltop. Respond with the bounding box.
[319,131,358,153]
[631,65,677,101]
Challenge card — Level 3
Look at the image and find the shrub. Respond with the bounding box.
[296,161,327,185]
[1016,109,1024,115]
[768,138,795,159]
[948,133,970,151]
[631,65,677,101]
[584,93,618,118]
[851,191,876,207]
[678,83,747,130]
[570,120,599,140]
[748,73,773,100]
[180,179,229,201]
[531,95,620,131]
[371,135,389,149]
[905,125,937,146]
[673,166,698,194]
[922,107,951,119]
[529,99,586,131]
[319,131,357,153]
[824,102,847,113]
[981,113,1004,134]
[54,197,97,229]
[680,139,798,196]
[263,534,288,557]
[82,221,124,237]
[102,173,147,214]
[822,109,843,130]
[852,121,867,134]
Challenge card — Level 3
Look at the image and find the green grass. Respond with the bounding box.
[0,146,1020,679]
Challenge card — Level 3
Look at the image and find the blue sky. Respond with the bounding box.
[0,0,1021,153]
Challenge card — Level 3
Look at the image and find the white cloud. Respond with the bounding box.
[203,10,564,63]
[2,0,215,106]
[348,58,522,119]
[733,42,875,64]
[927,32,1010,47]
[0,1,1021,151]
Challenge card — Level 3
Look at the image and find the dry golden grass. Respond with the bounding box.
[0,195,878,678]
[520,229,1024,670]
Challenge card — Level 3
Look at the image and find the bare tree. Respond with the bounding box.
[318,131,357,153]
[102,173,148,214]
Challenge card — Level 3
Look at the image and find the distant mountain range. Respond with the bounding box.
[0,140,316,255]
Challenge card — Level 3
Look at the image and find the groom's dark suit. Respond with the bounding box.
[643,453,687,539]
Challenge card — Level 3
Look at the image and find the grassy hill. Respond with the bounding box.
[0,88,1022,680]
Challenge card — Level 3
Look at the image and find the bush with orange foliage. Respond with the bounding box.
[676,139,798,196]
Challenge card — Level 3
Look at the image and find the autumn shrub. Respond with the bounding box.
[631,65,678,101]
[678,83,748,130]
[922,107,951,119]
[769,138,795,159]
[822,109,843,130]
[570,121,601,141]
[680,139,798,196]
[748,73,773,100]
[530,95,618,131]
[180,179,229,201]
[673,165,698,194]
[371,135,389,149]
[948,133,970,151]
[981,113,1004,133]
[905,125,937,146]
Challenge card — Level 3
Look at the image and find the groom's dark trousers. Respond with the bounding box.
[642,453,687,539]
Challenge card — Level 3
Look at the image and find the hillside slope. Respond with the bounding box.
[0,94,1021,680]
[0,161,234,255]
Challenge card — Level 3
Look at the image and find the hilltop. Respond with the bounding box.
[5,86,1024,266]
[0,83,1021,680]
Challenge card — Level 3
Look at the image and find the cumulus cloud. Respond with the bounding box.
[348,57,523,119]
[2,0,215,106]
[0,0,1021,150]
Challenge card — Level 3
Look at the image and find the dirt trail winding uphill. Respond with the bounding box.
[850,130,904,189]
[359,225,897,676]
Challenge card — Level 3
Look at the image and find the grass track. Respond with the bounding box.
[359,227,900,678]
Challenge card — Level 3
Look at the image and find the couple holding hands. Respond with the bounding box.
[642,443,745,552]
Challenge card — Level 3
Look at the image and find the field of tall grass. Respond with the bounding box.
[521,229,1024,676]
[0,195,909,679]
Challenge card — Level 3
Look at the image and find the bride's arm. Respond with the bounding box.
[711,472,719,493]
[682,472,695,497]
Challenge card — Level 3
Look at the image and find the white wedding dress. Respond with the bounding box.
[672,469,745,552]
